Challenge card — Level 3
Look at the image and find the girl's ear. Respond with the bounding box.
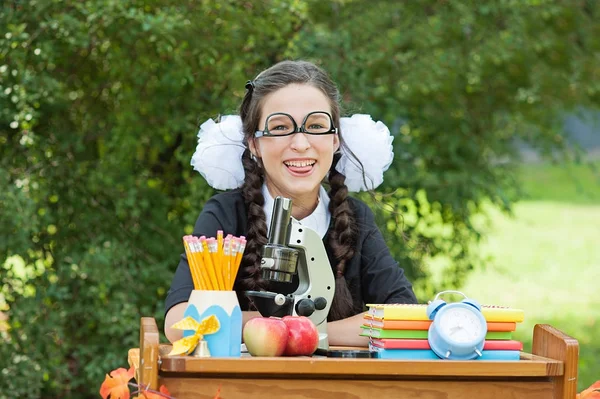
[248,138,257,157]
[333,133,340,153]
[248,138,260,159]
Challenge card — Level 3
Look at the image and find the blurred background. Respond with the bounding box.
[1,1,599,398]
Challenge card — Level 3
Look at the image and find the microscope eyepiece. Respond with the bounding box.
[268,197,292,246]
[260,196,299,283]
[260,245,298,282]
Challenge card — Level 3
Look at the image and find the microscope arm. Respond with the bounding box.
[288,220,335,349]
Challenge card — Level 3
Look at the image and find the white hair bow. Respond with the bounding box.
[191,114,394,192]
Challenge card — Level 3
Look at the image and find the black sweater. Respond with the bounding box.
[165,190,417,320]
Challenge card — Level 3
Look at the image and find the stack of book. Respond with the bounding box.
[361,303,524,360]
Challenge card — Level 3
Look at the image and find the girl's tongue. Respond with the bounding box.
[287,165,312,173]
[285,161,315,174]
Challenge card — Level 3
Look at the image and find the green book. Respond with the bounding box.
[360,327,512,340]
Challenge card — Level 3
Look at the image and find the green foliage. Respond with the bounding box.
[0,333,43,399]
[0,0,306,397]
[1,0,599,397]
[298,0,600,297]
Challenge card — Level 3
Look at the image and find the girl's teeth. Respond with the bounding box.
[285,161,314,167]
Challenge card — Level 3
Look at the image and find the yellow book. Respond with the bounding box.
[366,303,524,323]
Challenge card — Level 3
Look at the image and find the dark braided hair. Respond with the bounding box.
[238,60,359,320]
[326,152,358,321]
[238,148,268,292]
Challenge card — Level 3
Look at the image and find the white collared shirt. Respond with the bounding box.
[262,184,331,239]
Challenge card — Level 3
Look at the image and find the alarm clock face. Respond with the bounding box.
[438,307,484,344]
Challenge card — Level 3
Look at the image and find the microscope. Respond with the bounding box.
[245,196,335,351]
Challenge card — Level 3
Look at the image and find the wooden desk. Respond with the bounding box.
[128,317,579,399]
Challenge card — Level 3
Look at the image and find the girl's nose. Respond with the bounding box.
[289,132,311,152]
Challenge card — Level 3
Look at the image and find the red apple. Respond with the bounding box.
[243,317,288,357]
[282,316,319,356]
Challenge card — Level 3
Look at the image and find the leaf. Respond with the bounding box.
[579,381,600,399]
[159,385,171,396]
[99,367,135,399]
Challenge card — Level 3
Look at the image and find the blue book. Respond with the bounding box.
[371,347,521,361]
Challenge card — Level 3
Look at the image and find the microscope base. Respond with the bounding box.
[317,322,329,351]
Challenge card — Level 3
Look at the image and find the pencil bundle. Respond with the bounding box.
[183,231,246,291]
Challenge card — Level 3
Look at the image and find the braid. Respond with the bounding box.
[327,153,358,321]
[236,60,353,317]
[239,149,268,292]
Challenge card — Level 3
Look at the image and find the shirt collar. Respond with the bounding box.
[262,184,331,240]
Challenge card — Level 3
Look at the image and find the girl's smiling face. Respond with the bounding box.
[250,84,339,211]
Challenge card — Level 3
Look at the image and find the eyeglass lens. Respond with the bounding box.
[266,112,332,136]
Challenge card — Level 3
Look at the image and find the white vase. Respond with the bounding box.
[182,290,242,358]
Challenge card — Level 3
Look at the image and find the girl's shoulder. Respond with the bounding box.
[203,189,246,215]
[208,188,244,204]
[342,195,382,234]
[345,195,374,221]
[200,189,248,235]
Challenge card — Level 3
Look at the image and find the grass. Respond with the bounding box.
[461,161,600,391]
[517,160,600,204]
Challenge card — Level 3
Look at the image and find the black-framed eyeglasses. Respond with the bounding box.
[255,111,337,138]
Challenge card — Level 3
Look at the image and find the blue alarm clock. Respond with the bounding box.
[426,290,487,360]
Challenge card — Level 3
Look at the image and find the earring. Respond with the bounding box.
[251,153,258,162]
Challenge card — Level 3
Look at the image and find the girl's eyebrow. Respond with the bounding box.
[268,114,289,121]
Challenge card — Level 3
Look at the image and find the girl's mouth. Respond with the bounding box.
[284,160,316,175]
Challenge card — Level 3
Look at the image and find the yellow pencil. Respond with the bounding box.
[193,237,211,290]
[232,238,241,290]
[229,238,243,290]
[217,231,225,288]
[209,238,225,290]
[217,231,223,263]
[192,239,207,290]
[193,238,207,290]
[200,236,220,290]
[183,238,201,290]
[233,237,246,277]
[223,237,231,290]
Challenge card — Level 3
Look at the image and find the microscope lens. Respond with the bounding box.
[261,244,299,282]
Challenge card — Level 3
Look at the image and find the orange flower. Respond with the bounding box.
[135,385,172,399]
[100,367,135,399]
[578,381,600,399]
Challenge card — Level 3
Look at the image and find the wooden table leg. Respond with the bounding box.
[532,324,579,399]
[138,317,159,391]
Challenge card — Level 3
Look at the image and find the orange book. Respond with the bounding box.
[362,317,432,330]
[363,315,516,332]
